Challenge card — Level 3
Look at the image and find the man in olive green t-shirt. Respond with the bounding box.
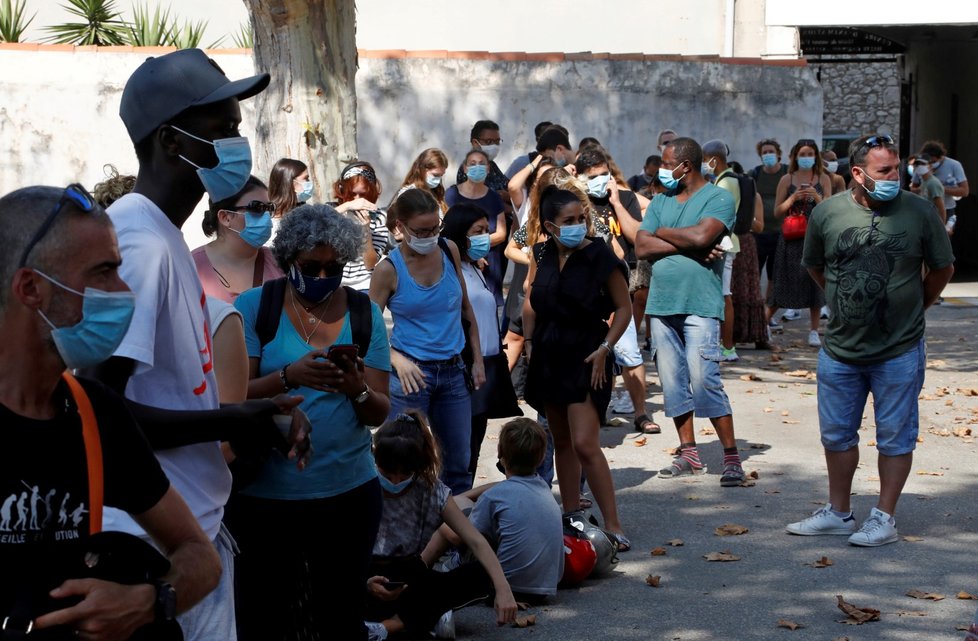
[786,134,954,547]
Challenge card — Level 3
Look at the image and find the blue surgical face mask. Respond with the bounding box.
[171,125,253,202]
[586,174,611,198]
[658,166,682,190]
[466,164,489,183]
[860,171,901,202]
[467,233,490,261]
[907,165,916,178]
[425,173,442,189]
[761,153,778,168]
[230,210,273,248]
[378,473,415,494]
[34,271,136,370]
[797,156,816,170]
[296,180,314,203]
[288,263,343,305]
[551,222,587,248]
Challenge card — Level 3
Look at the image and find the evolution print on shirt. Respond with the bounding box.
[0,482,85,544]
[833,224,908,331]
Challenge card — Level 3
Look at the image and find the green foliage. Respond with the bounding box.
[230,20,253,49]
[126,1,172,47]
[0,0,35,43]
[169,17,208,49]
[44,0,129,45]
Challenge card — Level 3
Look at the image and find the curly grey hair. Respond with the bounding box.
[271,203,363,272]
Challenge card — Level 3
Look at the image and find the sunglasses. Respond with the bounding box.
[854,134,896,155]
[20,183,97,268]
[231,200,273,214]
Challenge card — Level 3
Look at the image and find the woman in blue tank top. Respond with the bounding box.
[370,189,486,493]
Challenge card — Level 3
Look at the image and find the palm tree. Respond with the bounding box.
[0,0,35,43]
[44,0,129,46]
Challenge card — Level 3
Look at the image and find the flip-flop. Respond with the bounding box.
[634,415,661,434]
[659,457,707,478]
[607,531,631,552]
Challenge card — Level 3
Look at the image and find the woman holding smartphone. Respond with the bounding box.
[230,204,392,640]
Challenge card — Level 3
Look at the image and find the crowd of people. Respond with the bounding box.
[0,46,966,641]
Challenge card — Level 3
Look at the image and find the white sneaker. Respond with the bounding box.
[783,309,801,321]
[848,507,899,547]
[366,621,388,641]
[820,305,830,319]
[432,610,456,640]
[610,391,635,414]
[808,330,821,347]
[785,504,856,536]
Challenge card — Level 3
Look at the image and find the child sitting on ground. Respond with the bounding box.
[428,417,564,603]
[365,411,517,640]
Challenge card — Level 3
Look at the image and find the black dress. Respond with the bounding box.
[525,238,627,419]
[772,183,825,310]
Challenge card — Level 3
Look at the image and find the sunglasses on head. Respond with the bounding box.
[231,200,273,214]
[20,184,97,267]
[858,134,895,151]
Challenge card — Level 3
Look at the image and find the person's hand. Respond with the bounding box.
[584,347,609,389]
[493,587,518,626]
[366,576,407,602]
[391,350,426,395]
[337,197,377,213]
[267,394,313,470]
[608,176,621,205]
[565,164,578,177]
[35,579,154,641]
[470,360,486,390]
[702,241,725,263]
[285,349,335,391]
[319,354,366,397]
[475,257,489,270]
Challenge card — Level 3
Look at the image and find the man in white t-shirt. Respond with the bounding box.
[86,49,308,641]
[912,140,968,234]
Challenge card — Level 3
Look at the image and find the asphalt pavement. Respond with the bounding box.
[452,287,978,641]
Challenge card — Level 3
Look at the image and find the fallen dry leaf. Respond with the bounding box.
[650,547,667,556]
[906,589,945,601]
[738,479,757,487]
[780,410,790,416]
[699,426,715,436]
[804,556,834,568]
[763,407,774,413]
[957,387,978,396]
[645,574,661,587]
[902,535,924,542]
[786,369,810,377]
[782,419,800,424]
[776,619,803,630]
[749,443,767,449]
[895,610,927,617]
[748,470,759,479]
[666,538,684,547]
[957,625,971,631]
[832,637,851,641]
[686,495,701,501]
[916,470,945,476]
[920,394,938,401]
[633,436,647,447]
[714,523,749,536]
[513,615,536,628]
[928,427,952,437]
[703,551,741,562]
[953,427,973,437]
[957,591,978,600]
[836,595,881,624]
[764,488,781,494]
[740,373,762,381]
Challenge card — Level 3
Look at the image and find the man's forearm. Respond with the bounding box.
[923,265,954,308]
[126,400,277,450]
[635,231,680,262]
[654,226,717,251]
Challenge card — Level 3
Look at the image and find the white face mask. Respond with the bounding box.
[914,165,929,177]
[824,161,839,174]
[479,144,500,161]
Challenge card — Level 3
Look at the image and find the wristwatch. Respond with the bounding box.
[152,580,176,623]
[353,386,371,404]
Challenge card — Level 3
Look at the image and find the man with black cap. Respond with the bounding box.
[87,49,296,640]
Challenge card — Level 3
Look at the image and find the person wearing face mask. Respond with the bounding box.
[455,120,510,193]
[909,153,947,225]
[230,204,392,639]
[821,150,847,195]
[771,138,832,347]
[912,140,968,235]
[523,186,632,552]
[365,411,517,640]
[635,137,746,489]
[535,126,577,175]
[192,176,284,304]
[331,161,391,292]
[88,48,316,641]
[268,158,311,241]
[370,189,486,495]
[446,149,509,308]
[786,134,954,547]
[390,148,450,216]
[748,138,789,318]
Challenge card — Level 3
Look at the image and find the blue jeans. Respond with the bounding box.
[649,314,732,419]
[816,340,926,456]
[390,358,473,494]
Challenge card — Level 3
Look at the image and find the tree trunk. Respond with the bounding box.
[242,0,358,199]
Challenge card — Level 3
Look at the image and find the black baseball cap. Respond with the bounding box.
[120,48,270,144]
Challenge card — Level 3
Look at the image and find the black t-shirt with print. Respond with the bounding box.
[0,377,169,635]
[588,190,642,268]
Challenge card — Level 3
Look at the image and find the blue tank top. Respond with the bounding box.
[388,246,466,360]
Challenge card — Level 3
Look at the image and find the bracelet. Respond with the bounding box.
[280,365,292,391]
[599,341,612,353]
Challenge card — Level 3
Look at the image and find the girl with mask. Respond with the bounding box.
[441,204,520,481]
[771,138,830,347]
[192,175,283,303]
[331,160,390,291]
[369,188,486,495]
[229,203,392,640]
[268,157,312,239]
[446,149,509,307]
[365,411,517,640]
[523,186,632,551]
[390,148,450,217]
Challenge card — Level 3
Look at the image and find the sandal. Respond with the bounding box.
[578,496,593,510]
[658,456,707,478]
[720,462,746,487]
[606,532,631,553]
[634,414,661,434]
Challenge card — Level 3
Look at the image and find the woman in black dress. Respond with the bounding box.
[522,186,632,550]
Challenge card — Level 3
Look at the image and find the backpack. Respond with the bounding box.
[254,277,373,354]
[719,171,757,235]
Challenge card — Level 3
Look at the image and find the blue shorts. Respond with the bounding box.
[649,314,732,418]
[816,339,926,456]
[613,317,644,369]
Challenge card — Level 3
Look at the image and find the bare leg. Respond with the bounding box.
[710,414,736,449]
[621,364,647,417]
[632,288,648,330]
[545,403,581,513]
[503,331,524,371]
[567,399,623,534]
[673,410,695,446]
[877,452,912,515]
[809,306,820,332]
[721,295,735,350]
[826,446,860,513]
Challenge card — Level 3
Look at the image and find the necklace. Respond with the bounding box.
[289,288,332,342]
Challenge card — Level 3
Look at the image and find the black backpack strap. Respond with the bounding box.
[344,286,373,356]
[256,277,288,349]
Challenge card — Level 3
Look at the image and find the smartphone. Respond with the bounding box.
[383,581,405,590]
[799,183,811,189]
[326,344,359,368]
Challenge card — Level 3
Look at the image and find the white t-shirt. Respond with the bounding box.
[103,193,229,541]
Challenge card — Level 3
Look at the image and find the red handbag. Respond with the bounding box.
[782,213,808,241]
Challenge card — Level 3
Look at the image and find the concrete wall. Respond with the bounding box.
[816,59,901,136]
[0,47,821,251]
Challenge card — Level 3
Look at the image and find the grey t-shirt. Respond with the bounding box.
[913,156,966,212]
[469,475,563,596]
[373,480,451,557]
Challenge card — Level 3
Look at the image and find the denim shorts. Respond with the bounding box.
[613,317,644,368]
[816,339,926,456]
[649,314,732,418]
[177,523,238,641]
